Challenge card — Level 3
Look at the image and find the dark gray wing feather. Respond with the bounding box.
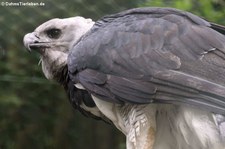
[68,7,225,114]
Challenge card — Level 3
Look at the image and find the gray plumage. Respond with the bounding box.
[24,7,225,149]
[68,7,225,114]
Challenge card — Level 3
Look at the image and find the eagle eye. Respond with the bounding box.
[46,28,61,39]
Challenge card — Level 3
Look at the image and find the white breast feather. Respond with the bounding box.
[74,84,225,149]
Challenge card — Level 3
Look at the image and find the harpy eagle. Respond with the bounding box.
[23,7,225,149]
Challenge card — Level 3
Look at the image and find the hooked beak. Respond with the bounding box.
[23,33,50,53]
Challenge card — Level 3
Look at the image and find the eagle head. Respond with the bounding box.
[23,17,94,79]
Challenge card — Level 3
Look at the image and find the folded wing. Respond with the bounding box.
[68,7,225,114]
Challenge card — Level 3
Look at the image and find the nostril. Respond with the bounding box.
[34,40,39,43]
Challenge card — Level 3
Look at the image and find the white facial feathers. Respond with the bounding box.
[24,17,95,54]
[34,17,94,51]
[23,17,95,79]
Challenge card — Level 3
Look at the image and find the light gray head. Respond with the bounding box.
[23,17,94,79]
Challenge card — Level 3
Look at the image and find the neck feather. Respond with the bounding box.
[41,50,68,80]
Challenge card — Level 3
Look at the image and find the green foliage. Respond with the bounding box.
[0,0,224,148]
[141,0,225,24]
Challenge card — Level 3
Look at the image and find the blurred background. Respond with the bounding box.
[0,0,224,148]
